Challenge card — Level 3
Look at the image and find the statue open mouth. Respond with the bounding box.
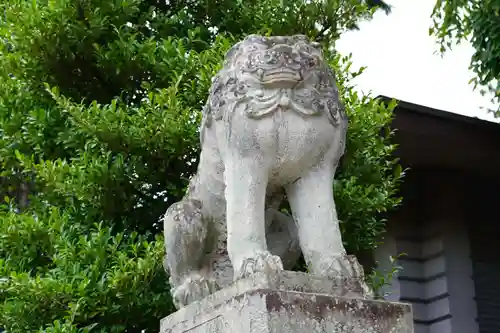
[260,68,302,84]
[257,67,302,85]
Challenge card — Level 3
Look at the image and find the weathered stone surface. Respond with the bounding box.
[162,33,365,309]
[160,271,413,333]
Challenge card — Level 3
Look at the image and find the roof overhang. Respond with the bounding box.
[378,95,500,178]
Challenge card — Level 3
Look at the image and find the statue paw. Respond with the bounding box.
[170,274,219,309]
[312,254,373,297]
[235,250,284,280]
[314,254,364,278]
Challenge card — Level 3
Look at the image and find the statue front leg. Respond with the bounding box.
[285,162,364,279]
[224,156,284,280]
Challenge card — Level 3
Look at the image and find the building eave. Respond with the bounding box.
[377,95,500,178]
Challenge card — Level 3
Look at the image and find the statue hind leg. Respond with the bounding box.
[163,199,218,308]
[265,206,301,269]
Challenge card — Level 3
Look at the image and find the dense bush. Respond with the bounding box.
[0,0,402,332]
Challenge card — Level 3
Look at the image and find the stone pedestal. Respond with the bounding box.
[160,271,414,333]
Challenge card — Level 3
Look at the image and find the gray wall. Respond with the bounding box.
[374,218,478,333]
[374,171,479,333]
[467,182,500,333]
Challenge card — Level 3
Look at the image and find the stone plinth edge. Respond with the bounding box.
[160,270,414,333]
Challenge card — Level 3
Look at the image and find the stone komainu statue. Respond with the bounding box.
[163,35,367,309]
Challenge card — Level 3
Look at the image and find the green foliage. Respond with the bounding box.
[367,253,405,299]
[0,202,172,332]
[0,0,400,332]
[430,0,500,113]
[332,57,403,252]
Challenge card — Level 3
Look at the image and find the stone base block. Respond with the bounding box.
[160,271,413,333]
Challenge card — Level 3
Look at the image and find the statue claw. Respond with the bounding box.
[312,254,362,277]
[170,274,219,308]
[312,254,373,297]
[235,250,284,280]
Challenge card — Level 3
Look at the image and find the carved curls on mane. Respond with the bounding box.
[200,35,348,145]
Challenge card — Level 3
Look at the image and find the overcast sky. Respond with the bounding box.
[335,0,499,123]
